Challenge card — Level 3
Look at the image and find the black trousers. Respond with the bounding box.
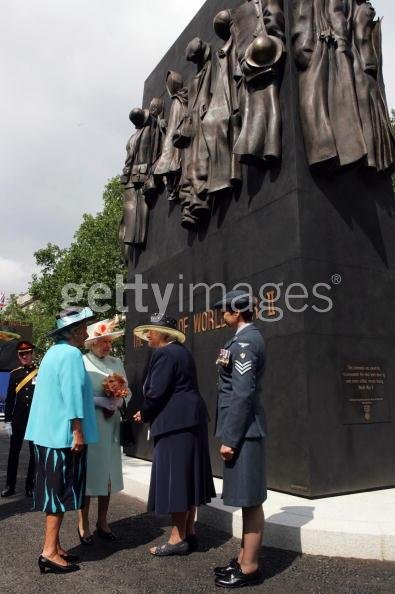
[6,429,35,490]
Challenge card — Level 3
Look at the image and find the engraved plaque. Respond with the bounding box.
[341,361,391,424]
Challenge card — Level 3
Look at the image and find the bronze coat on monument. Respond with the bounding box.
[292,0,368,170]
[229,0,286,164]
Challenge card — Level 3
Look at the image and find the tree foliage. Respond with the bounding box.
[0,176,125,359]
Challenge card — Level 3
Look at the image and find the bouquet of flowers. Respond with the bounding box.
[103,373,129,398]
[101,373,128,418]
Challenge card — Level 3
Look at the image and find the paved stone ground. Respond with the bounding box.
[0,430,394,594]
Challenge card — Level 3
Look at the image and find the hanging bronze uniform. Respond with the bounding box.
[292,0,368,170]
[228,0,285,165]
[174,38,213,229]
[154,71,189,200]
[351,1,395,174]
[119,98,164,256]
[201,10,242,194]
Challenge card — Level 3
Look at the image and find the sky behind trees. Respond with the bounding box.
[0,0,394,296]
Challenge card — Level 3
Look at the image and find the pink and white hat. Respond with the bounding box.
[85,317,124,345]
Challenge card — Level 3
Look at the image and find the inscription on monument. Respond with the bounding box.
[341,362,390,424]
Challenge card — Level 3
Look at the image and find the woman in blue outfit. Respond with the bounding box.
[25,307,98,574]
[133,314,216,556]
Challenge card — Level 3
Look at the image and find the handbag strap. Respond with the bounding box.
[119,399,128,421]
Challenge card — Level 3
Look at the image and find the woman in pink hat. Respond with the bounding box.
[77,317,131,544]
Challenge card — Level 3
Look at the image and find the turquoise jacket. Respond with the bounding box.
[25,342,98,448]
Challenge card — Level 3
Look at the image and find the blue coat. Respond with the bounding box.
[141,342,208,438]
[25,342,98,449]
[216,324,266,449]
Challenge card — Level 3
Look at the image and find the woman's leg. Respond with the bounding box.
[169,511,187,543]
[239,505,264,574]
[78,495,91,537]
[42,512,67,565]
[97,495,111,532]
[149,511,188,553]
[186,506,196,536]
[237,537,244,565]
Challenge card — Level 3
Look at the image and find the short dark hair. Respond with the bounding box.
[225,306,254,322]
[239,309,254,323]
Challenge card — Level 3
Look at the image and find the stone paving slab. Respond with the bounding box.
[123,456,395,561]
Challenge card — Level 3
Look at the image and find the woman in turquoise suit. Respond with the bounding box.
[25,307,98,575]
[77,317,131,543]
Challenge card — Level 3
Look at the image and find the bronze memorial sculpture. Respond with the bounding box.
[351,0,395,173]
[119,97,165,260]
[120,0,394,248]
[175,37,213,229]
[293,0,395,172]
[154,71,188,201]
[201,10,242,194]
[227,0,286,165]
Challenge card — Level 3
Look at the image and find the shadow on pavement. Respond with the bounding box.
[261,505,315,580]
[68,511,233,562]
[68,512,165,561]
[0,493,34,521]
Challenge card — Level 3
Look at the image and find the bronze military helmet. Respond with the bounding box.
[213,10,231,41]
[129,107,149,129]
[245,34,284,70]
[166,70,183,97]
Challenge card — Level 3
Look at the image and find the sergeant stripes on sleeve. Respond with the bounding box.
[234,359,253,375]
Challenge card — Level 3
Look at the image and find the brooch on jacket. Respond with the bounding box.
[216,349,231,367]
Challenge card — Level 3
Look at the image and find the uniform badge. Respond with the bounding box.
[235,359,253,375]
[238,342,250,348]
[216,348,231,367]
[240,353,246,359]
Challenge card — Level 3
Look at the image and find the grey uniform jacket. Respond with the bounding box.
[215,324,266,449]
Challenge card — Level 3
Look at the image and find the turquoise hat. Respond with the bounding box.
[47,306,96,338]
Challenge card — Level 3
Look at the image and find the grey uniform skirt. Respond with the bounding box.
[222,437,267,508]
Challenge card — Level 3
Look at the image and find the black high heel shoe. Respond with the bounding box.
[96,523,116,541]
[61,553,80,563]
[38,555,79,574]
[78,527,94,546]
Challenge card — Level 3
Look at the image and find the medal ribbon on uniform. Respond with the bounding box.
[216,349,231,367]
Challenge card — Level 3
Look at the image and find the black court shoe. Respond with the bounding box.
[96,523,116,541]
[215,567,263,588]
[61,554,80,563]
[78,527,94,546]
[1,486,15,498]
[38,556,80,574]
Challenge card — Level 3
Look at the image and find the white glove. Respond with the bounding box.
[4,422,12,437]
[94,396,117,411]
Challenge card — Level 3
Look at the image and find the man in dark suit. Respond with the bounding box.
[213,290,266,588]
[1,341,37,498]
